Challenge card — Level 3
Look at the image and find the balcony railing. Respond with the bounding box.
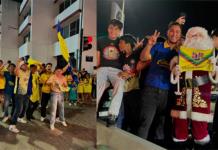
[54,34,80,56]
[20,0,28,13]
[19,15,31,34]
[54,0,81,25]
[19,41,30,58]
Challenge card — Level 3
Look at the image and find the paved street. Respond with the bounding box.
[0,102,96,150]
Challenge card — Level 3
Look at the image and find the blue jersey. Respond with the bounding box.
[144,42,178,90]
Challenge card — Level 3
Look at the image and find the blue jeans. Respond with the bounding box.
[3,94,12,117]
[10,94,29,125]
[116,101,124,128]
[50,92,65,125]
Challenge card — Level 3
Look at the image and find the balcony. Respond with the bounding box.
[19,0,28,13]
[19,15,31,34]
[54,0,81,25]
[54,34,80,56]
[19,41,30,58]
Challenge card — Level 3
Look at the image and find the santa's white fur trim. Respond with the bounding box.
[173,137,187,142]
[191,112,213,122]
[194,134,210,145]
[171,110,213,122]
[171,110,187,119]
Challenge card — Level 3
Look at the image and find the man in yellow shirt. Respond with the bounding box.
[39,63,53,122]
[26,64,40,121]
[9,59,30,133]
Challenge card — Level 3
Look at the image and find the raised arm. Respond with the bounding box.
[62,63,70,73]
[140,30,160,61]
[14,59,23,76]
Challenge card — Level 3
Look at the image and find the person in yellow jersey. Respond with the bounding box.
[77,72,84,104]
[9,59,30,133]
[83,73,92,104]
[26,64,40,121]
[39,63,53,122]
[0,60,6,105]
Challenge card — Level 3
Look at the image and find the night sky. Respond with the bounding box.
[97,0,218,39]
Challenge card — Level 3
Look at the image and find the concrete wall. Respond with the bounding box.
[1,0,19,63]
[97,122,166,150]
[31,0,57,65]
[81,0,97,73]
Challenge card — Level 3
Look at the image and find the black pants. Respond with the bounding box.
[138,86,168,140]
[41,93,50,118]
[122,89,141,135]
[26,101,39,120]
[10,95,15,117]
[10,94,29,125]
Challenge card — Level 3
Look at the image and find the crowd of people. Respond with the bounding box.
[97,18,218,149]
[0,59,96,133]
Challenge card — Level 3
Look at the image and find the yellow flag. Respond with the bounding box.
[58,32,70,62]
[179,46,214,72]
[27,58,41,65]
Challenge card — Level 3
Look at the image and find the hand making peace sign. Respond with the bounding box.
[147,30,160,46]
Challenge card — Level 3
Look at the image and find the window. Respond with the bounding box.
[23,32,30,44]
[62,25,70,38]
[70,0,76,4]
[70,19,80,36]
[59,0,77,13]
[59,2,64,13]
[65,0,71,8]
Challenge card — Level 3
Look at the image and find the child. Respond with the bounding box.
[77,72,84,104]
[66,73,78,106]
[84,73,92,104]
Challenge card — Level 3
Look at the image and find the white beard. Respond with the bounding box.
[183,37,213,50]
[183,27,214,50]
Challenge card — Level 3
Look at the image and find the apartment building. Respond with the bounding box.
[0,0,19,62]
[53,0,96,72]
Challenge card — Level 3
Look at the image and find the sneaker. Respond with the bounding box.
[61,121,67,127]
[56,117,61,122]
[69,103,72,106]
[2,116,9,123]
[17,118,27,124]
[50,124,55,130]
[40,117,45,122]
[73,102,77,106]
[106,115,117,127]
[9,125,20,133]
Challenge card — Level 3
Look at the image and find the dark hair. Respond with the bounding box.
[46,63,52,67]
[109,19,123,30]
[119,34,136,49]
[211,29,218,37]
[30,64,37,68]
[55,65,62,71]
[9,63,16,68]
[0,60,3,64]
[168,21,182,31]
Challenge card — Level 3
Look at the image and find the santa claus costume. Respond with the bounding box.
[170,27,218,145]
